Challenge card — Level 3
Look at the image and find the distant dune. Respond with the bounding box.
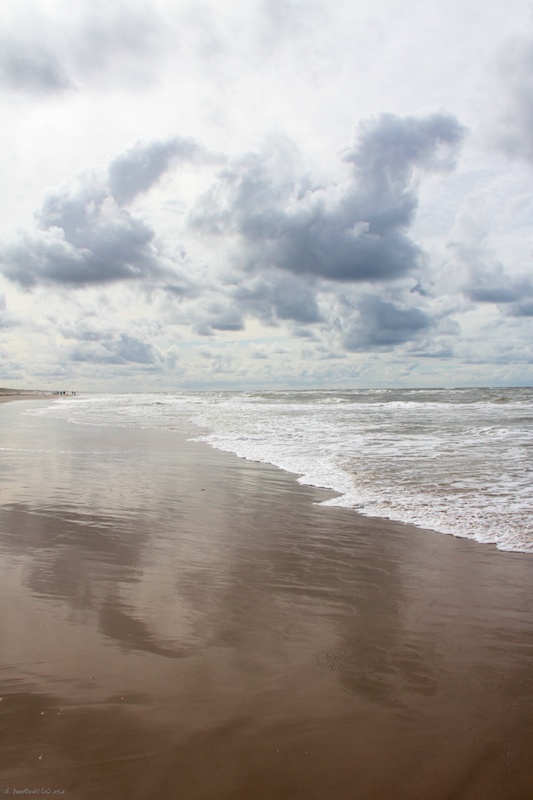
[0,389,56,404]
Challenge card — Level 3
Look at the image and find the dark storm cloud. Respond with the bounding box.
[342,295,434,351]
[190,113,465,283]
[0,136,209,288]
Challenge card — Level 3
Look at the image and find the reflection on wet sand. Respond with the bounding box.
[99,599,189,659]
[1,401,533,798]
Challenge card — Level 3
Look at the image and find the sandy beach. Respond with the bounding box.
[1,398,533,799]
[0,392,56,405]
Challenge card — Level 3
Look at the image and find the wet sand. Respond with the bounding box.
[0,392,55,405]
[1,399,533,799]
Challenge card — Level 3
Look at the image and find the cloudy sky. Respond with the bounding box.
[1,0,533,390]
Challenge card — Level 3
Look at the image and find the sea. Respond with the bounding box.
[32,387,533,553]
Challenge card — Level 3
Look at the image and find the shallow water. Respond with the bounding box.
[34,387,533,552]
[1,400,533,799]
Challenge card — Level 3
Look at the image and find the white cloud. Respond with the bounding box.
[0,0,532,389]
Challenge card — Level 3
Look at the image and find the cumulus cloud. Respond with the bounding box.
[231,271,322,325]
[467,279,533,305]
[470,279,533,317]
[0,136,210,288]
[446,205,533,319]
[0,114,466,358]
[190,112,465,283]
[107,136,218,206]
[71,333,161,365]
[58,313,168,367]
[2,195,162,288]
[161,263,324,337]
[341,295,434,351]
[191,301,244,336]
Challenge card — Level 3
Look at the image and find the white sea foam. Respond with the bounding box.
[32,388,533,552]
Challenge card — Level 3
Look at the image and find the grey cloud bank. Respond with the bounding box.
[0,0,532,390]
[196,112,464,284]
[1,136,211,289]
[1,114,465,357]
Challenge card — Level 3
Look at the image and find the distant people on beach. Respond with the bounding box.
[52,390,77,395]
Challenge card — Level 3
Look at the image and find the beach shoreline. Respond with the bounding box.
[0,391,57,405]
[0,399,532,799]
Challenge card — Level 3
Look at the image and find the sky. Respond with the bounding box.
[1,0,533,391]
